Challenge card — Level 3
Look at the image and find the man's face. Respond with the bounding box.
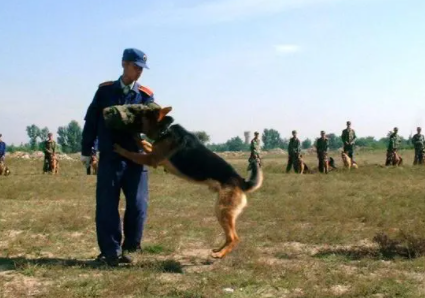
[293,132,297,138]
[254,134,259,139]
[347,123,351,129]
[48,135,53,140]
[123,61,143,82]
[418,128,422,134]
[321,133,325,138]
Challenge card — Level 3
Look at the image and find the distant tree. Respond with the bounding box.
[279,138,289,150]
[226,136,246,151]
[57,120,82,153]
[262,129,282,150]
[26,124,41,151]
[193,131,210,144]
[327,133,343,150]
[39,127,50,141]
[302,138,312,149]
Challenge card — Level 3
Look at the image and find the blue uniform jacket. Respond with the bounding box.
[81,79,154,158]
[0,141,5,157]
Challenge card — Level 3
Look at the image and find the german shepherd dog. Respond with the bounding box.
[50,154,59,174]
[111,107,263,259]
[0,161,11,176]
[90,154,98,175]
[386,150,403,166]
[295,154,309,174]
[341,152,358,169]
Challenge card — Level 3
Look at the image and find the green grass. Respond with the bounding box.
[1,149,425,297]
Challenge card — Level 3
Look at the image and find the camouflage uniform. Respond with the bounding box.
[248,137,261,169]
[43,139,57,173]
[412,133,424,165]
[316,137,329,173]
[385,132,401,166]
[286,137,301,173]
[341,128,357,161]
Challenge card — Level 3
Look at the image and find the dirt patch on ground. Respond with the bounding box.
[0,272,52,298]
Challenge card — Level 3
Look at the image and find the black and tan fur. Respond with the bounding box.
[110,107,263,259]
[341,152,358,169]
[295,154,309,174]
[0,161,11,176]
[90,155,98,175]
[49,154,59,174]
[386,151,403,166]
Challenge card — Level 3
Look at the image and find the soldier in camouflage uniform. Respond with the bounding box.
[43,133,57,173]
[248,131,261,169]
[412,127,424,165]
[341,121,357,162]
[385,127,401,166]
[315,131,329,173]
[286,130,301,173]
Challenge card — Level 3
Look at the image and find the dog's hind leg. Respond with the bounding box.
[212,188,247,258]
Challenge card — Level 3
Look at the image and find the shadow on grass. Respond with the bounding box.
[0,257,189,273]
[314,232,425,261]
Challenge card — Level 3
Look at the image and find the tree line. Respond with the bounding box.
[205,129,415,152]
[8,121,83,154]
[6,126,414,154]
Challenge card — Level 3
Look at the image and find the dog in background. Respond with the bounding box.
[0,161,11,176]
[386,150,403,166]
[341,151,358,169]
[50,154,59,174]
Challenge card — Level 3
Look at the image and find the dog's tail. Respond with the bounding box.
[241,161,263,193]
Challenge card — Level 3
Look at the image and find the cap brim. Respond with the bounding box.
[134,61,149,69]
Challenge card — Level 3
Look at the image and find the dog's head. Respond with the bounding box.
[139,107,174,140]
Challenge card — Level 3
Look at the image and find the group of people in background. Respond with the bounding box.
[249,121,425,173]
[1,122,425,176]
[0,132,98,175]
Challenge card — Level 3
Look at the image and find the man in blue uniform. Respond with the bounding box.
[81,48,155,266]
[0,134,6,163]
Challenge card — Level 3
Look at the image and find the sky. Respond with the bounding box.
[0,0,424,145]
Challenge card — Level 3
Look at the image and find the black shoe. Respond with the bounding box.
[95,254,119,267]
[119,254,133,264]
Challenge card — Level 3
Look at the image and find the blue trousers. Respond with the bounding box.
[96,156,149,257]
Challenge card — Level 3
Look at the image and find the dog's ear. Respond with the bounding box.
[158,107,172,121]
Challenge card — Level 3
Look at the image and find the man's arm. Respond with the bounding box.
[81,90,100,156]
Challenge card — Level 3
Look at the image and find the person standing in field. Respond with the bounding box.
[248,131,261,169]
[43,133,57,173]
[386,127,402,166]
[0,134,6,163]
[341,121,357,162]
[286,130,301,173]
[315,131,329,173]
[412,127,424,165]
[81,48,155,267]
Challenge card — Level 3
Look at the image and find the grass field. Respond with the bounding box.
[1,150,425,298]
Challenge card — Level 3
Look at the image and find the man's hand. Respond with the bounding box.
[140,140,153,153]
[80,155,91,168]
